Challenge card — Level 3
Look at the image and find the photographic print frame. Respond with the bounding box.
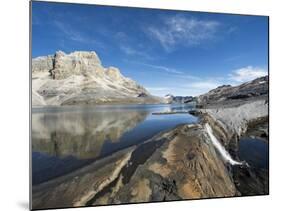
[30,1,269,210]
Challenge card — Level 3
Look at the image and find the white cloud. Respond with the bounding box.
[146,15,220,51]
[54,20,85,42]
[226,26,238,34]
[120,46,137,55]
[147,80,221,97]
[174,74,201,80]
[116,32,153,60]
[119,45,152,60]
[146,66,268,97]
[229,66,268,83]
[183,66,268,96]
[126,60,187,75]
[140,63,183,74]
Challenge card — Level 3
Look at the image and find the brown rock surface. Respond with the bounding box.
[32,124,238,209]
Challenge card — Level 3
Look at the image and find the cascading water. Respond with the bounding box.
[205,123,243,166]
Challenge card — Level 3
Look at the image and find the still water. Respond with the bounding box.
[238,137,269,169]
[32,104,197,185]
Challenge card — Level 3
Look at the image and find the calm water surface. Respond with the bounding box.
[238,137,269,169]
[32,104,197,185]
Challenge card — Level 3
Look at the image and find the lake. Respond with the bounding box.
[32,104,198,185]
[238,137,269,169]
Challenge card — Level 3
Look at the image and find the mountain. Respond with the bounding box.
[196,76,268,108]
[194,75,268,156]
[164,94,194,104]
[32,51,163,106]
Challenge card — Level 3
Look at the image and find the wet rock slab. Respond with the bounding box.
[32,147,136,210]
[32,124,238,209]
[232,165,269,196]
[89,124,237,206]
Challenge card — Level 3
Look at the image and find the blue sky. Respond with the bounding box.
[32,1,268,96]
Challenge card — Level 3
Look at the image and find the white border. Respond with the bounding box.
[0,0,280,211]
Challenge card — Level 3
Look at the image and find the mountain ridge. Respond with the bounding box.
[196,75,268,107]
[32,51,163,106]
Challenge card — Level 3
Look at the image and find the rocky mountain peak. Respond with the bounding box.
[51,50,103,79]
[197,75,269,107]
[106,67,123,80]
[32,55,54,73]
[164,94,194,104]
[68,51,101,64]
[165,94,173,98]
[32,50,163,106]
[54,50,66,57]
[208,84,232,95]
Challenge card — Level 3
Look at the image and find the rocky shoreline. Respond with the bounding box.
[196,76,268,155]
[193,75,269,196]
[33,123,237,209]
[32,111,268,209]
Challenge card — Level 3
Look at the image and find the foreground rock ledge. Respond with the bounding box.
[193,75,269,196]
[32,75,269,209]
[32,124,238,209]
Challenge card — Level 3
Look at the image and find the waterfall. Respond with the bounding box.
[205,123,243,166]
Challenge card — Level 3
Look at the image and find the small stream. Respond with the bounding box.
[205,123,243,165]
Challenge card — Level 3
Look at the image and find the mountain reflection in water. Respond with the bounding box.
[32,108,148,159]
[32,104,197,184]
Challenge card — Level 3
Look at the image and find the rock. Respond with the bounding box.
[32,90,46,106]
[32,50,164,106]
[191,76,269,198]
[245,117,269,141]
[32,55,54,73]
[232,165,269,196]
[188,109,201,116]
[193,76,269,155]
[137,92,148,97]
[164,94,194,104]
[32,124,238,209]
[202,100,268,140]
[32,147,136,210]
[51,51,103,80]
[197,76,268,107]
[90,125,237,205]
[106,67,123,81]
